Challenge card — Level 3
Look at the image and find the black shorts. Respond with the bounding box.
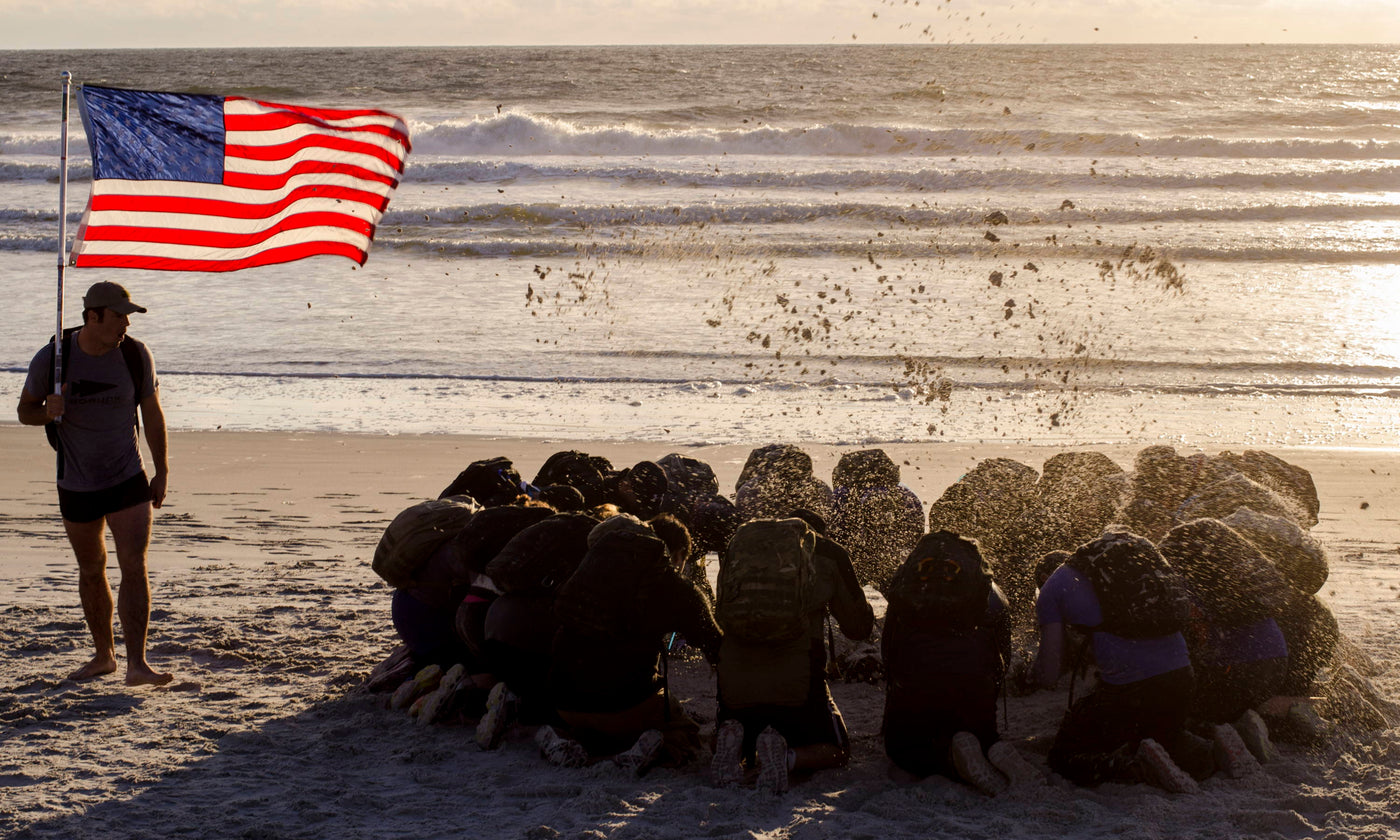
[58,472,151,524]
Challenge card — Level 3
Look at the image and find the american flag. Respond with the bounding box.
[71,85,411,272]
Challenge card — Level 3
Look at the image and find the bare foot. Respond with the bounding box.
[126,664,174,687]
[68,656,119,681]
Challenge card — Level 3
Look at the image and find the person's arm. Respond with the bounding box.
[1031,621,1065,689]
[140,389,168,508]
[989,584,1013,680]
[17,387,60,425]
[821,538,875,641]
[662,571,723,663]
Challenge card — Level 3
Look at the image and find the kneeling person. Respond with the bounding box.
[1033,530,1214,793]
[544,514,722,774]
[711,516,874,793]
[882,531,1036,794]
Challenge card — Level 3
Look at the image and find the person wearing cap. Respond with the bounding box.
[17,281,172,687]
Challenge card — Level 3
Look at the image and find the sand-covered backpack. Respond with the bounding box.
[1066,529,1190,638]
[438,456,526,507]
[533,450,609,508]
[553,519,672,640]
[832,485,925,590]
[832,448,901,490]
[657,452,720,515]
[884,531,993,631]
[372,496,480,588]
[485,512,599,595]
[717,517,819,643]
[1157,518,1294,626]
[1222,507,1329,595]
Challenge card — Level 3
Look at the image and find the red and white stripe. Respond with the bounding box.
[72,98,411,272]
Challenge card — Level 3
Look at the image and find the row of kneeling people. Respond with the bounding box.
[366,454,1386,794]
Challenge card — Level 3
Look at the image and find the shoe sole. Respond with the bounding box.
[475,682,512,750]
[1211,724,1260,778]
[950,732,1008,796]
[755,729,789,794]
[1136,738,1200,794]
[710,722,745,788]
[987,741,1044,787]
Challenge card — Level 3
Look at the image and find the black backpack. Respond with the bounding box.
[656,453,720,518]
[484,512,598,594]
[439,456,526,507]
[41,327,147,479]
[533,450,609,508]
[554,526,673,640]
[885,530,992,631]
[1066,530,1191,638]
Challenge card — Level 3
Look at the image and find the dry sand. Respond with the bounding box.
[1,425,1397,839]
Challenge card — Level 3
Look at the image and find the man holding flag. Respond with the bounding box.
[16,75,409,685]
[17,281,171,686]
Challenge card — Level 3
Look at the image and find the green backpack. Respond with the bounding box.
[371,497,479,588]
[717,518,819,643]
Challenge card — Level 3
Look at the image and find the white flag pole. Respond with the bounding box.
[53,70,71,399]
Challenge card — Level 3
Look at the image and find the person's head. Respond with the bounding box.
[81,282,146,346]
[1036,549,1072,588]
[617,461,668,518]
[647,512,693,569]
[538,484,586,511]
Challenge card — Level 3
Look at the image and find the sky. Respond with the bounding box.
[0,0,1397,49]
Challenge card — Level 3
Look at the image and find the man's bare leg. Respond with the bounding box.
[108,501,172,686]
[63,516,118,680]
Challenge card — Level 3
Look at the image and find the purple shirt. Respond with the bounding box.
[1197,616,1288,668]
[1036,564,1190,686]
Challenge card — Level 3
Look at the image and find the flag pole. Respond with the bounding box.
[54,70,71,399]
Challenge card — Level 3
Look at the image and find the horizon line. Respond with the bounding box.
[2,40,1398,51]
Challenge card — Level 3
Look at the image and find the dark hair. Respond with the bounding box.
[538,484,586,511]
[82,306,108,325]
[647,512,692,565]
[1036,550,1073,587]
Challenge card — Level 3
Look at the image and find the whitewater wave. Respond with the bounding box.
[376,199,1400,229]
[396,158,1400,193]
[407,113,1400,160]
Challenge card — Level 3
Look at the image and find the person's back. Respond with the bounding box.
[1157,518,1291,724]
[881,532,1012,785]
[1032,531,1215,791]
[711,517,873,792]
[830,449,924,591]
[544,516,721,771]
[479,511,599,729]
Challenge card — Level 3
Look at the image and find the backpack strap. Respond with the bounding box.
[42,328,80,479]
[119,335,146,433]
[1064,629,1093,709]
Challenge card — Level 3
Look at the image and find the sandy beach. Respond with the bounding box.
[1,424,1397,839]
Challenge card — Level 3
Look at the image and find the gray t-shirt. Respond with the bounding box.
[24,334,158,492]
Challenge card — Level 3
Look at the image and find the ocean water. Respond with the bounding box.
[1,44,1397,447]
